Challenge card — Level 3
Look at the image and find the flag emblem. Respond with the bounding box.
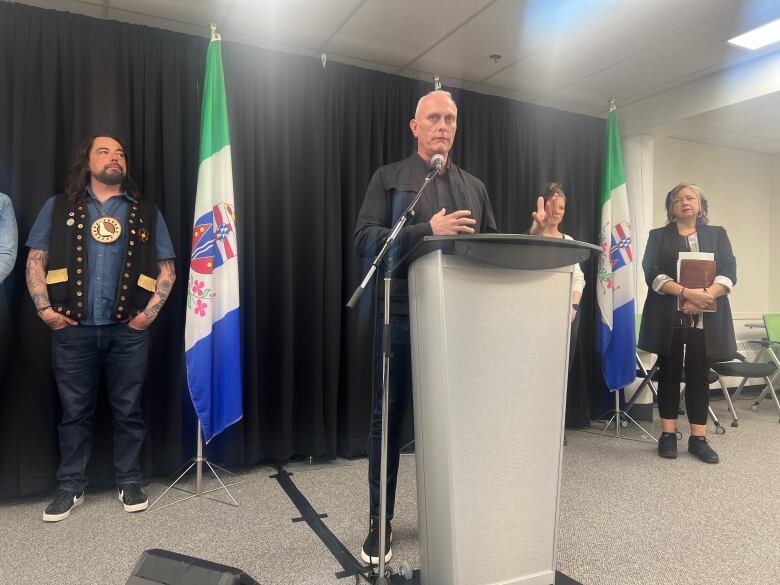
[190,202,237,275]
[610,222,633,271]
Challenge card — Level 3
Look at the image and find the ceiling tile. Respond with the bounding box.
[552,34,742,108]
[704,131,766,148]
[222,0,364,49]
[668,126,729,143]
[685,0,780,42]
[608,0,742,33]
[108,0,226,27]
[699,96,780,131]
[484,19,674,95]
[739,122,780,140]
[17,0,108,18]
[742,139,780,153]
[326,0,495,68]
[406,0,621,85]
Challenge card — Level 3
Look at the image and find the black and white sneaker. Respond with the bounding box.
[118,484,149,512]
[361,519,392,565]
[43,490,84,522]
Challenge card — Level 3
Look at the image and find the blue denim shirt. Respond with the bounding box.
[0,193,18,285]
[26,188,175,325]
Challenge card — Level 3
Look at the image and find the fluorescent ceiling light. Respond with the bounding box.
[729,18,780,50]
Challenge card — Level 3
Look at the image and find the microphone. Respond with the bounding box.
[431,154,446,172]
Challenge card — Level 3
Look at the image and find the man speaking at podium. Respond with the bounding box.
[354,90,497,564]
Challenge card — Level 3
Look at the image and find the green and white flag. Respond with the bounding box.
[596,103,635,390]
[184,30,242,442]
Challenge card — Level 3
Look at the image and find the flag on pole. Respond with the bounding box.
[596,102,636,391]
[184,29,242,442]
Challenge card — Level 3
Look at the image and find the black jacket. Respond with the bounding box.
[638,223,737,361]
[354,153,497,313]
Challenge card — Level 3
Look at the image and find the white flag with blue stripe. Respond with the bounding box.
[596,104,636,391]
[184,33,242,442]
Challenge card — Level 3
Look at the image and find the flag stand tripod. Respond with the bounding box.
[598,389,658,441]
[148,421,242,511]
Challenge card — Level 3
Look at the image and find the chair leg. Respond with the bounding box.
[767,347,780,391]
[716,375,739,427]
[647,366,659,402]
[634,356,659,401]
[732,376,748,401]
[755,377,780,422]
[708,406,725,435]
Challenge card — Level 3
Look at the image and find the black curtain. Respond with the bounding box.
[0,3,605,498]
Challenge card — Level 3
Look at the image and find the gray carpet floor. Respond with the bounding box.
[1,397,778,585]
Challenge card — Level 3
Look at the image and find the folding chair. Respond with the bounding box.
[632,315,730,433]
[679,369,731,434]
[712,313,780,423]
[623,315,659,418]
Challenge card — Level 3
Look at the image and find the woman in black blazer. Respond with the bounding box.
[638,184,737,463]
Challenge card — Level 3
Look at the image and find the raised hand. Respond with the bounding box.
[530,194,560,235]
[430,208,477,235]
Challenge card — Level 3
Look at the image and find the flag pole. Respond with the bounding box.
[196,420,203,496]
[149,22,243,510]
[147,418,242,511]
[593,97,656,442]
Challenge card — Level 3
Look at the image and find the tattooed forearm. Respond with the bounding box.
[26,249,51,310]
[141,260,176,321]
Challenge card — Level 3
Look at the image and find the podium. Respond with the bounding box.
[406,234,600,585]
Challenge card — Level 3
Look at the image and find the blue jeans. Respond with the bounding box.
[51,323,149,492]
[369,314,412,522]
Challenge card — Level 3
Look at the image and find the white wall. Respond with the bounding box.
[772,154,780,313]
[653,138,772,319]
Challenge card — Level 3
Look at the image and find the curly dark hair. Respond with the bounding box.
[664,183,709,225]
[63,134,142,201]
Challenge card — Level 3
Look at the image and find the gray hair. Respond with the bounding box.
[415,90,457,118]
[664,183,710,225]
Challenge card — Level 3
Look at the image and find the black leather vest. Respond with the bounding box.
[47,193,158,321]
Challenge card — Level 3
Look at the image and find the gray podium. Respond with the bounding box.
[405,234,600,585]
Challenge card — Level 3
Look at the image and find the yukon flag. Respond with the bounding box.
[185,30,242,442]
[596,103,636,390]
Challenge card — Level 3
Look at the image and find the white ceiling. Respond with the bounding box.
[662,92,780,154]
[11,0,780,153]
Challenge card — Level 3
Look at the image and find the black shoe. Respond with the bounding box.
[360,519,392,565]
[657,432,678,459]
[118,484,149,512]
[688,436,719,464]
[43,490,84,522]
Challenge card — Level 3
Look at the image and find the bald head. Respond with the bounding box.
[411,91,458,163]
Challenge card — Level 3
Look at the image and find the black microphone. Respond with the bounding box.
[431,154,445,172]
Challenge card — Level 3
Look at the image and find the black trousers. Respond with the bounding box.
[657,327,710,425]
[368,313,411,522]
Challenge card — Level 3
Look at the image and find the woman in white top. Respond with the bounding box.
[529,182,586,368]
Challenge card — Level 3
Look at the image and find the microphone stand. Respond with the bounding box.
[347,163,440,584]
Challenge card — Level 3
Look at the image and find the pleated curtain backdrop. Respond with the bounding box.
[0,2,606,498]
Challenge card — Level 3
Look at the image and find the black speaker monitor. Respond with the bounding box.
[126,549,260,585]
